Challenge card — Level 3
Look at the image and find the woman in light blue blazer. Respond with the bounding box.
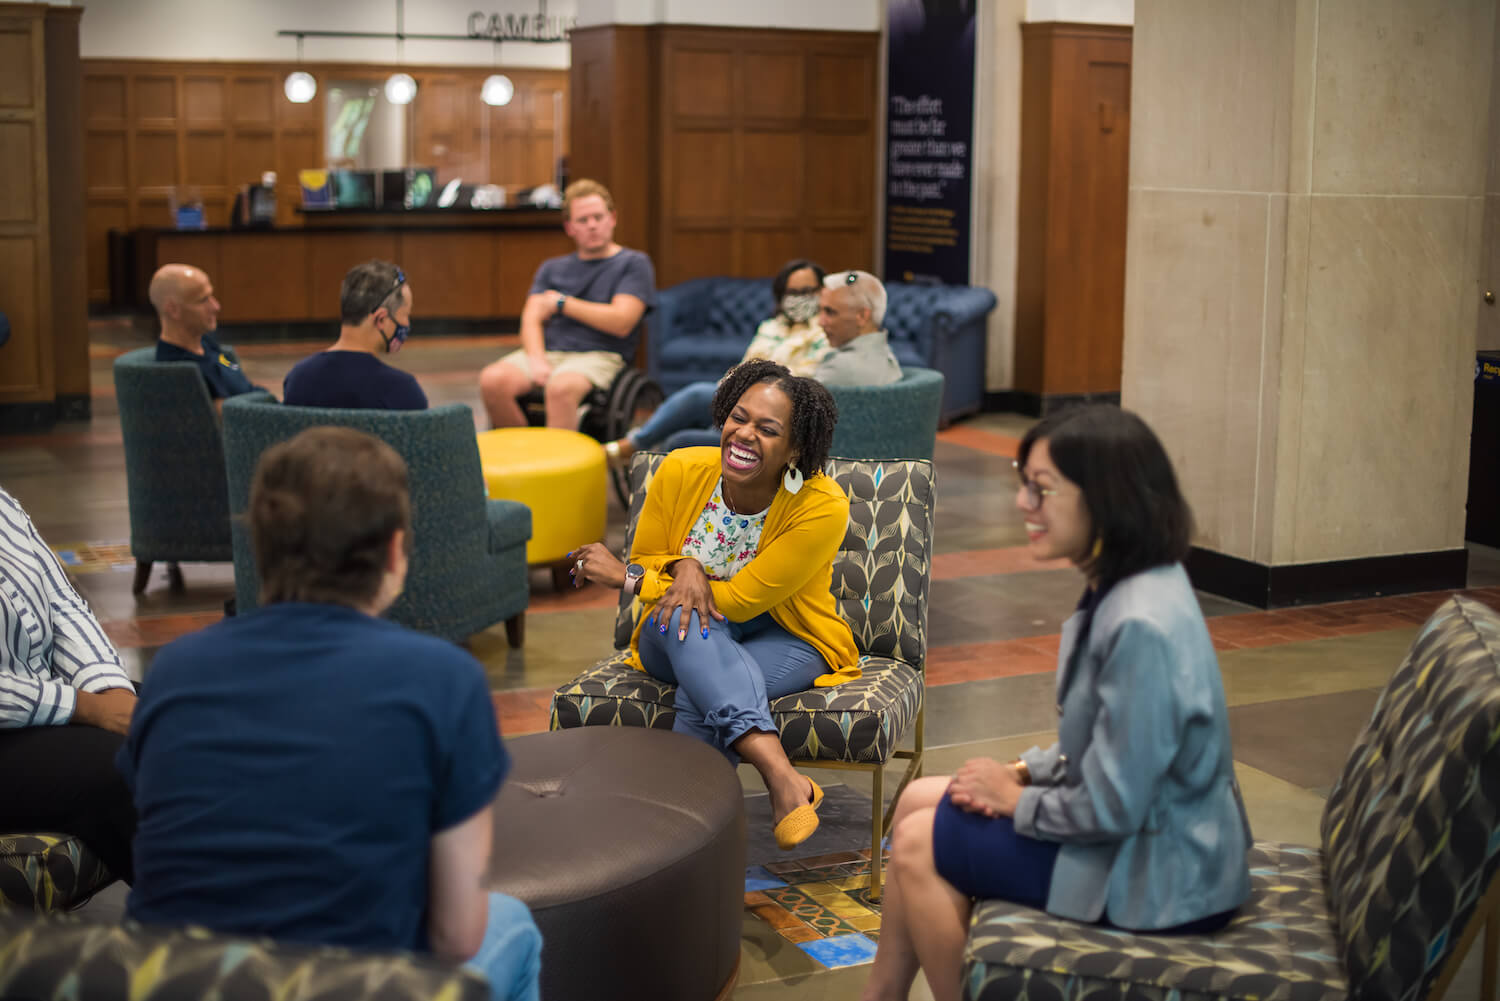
[860,406,1252,1001]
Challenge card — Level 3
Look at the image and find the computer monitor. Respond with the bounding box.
[380,170,407,210]
[332,169,376,209]
[406,167,436,208]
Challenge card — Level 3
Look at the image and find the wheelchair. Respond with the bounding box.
[519,364,663,507]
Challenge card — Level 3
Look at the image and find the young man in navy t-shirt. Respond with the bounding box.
[478,178,656,429]
[282,259,428,411]
[117,427,539,1001]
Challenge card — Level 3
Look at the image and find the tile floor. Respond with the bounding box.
[14,317,1494,998]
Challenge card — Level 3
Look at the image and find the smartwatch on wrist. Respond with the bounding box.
[555,295,567,316]
[623,563,645,595]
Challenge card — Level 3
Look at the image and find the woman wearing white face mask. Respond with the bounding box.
[604,259,829,467]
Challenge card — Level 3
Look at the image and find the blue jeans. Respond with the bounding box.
[661,427,723,450]
[465,892,542,1001]
[628,381,717,449]
[638,609,828,764]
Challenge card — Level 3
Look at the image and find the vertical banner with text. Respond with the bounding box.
[883,0,976,286]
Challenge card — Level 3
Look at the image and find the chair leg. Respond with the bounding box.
[132,559,152,595]
[1485,911,1498,1001]
[505,612,525,648]
[550,562,571,592]
[869,763,885,902]
[166,561,185,592]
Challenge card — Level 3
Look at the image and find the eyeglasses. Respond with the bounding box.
[1012,459,1062,509]
[374,267,406,317]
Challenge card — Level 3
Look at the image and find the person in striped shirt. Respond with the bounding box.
[0,487,137,883]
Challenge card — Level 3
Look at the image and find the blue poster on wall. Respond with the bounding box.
[883,0,976,286]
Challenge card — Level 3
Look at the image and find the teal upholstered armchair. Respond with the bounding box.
[221,393,531,644]
[827,367,945,461]
[551,452,934,899]
[113,346,233,594]
[0,914,489,1001]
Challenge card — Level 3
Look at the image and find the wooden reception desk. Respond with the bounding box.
[143,209,572,325]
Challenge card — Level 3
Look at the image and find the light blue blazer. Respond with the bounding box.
[1013,563,1252,930]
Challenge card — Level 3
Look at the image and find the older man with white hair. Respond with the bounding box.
[814,270,902,387]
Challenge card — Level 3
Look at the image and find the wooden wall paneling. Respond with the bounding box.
[669,230,735,283]
[567,26,653,252]
[400,230,497,317]
[1014,24,1131,401]
[44,8,88,403]
[0,236,42,396]
[305,232,399,321]
[494,228,572,314]
[216,233,310,322]
[0,9,51,404]
[0,120,35,223]
[82,59,564,303]
[154,233,221,293]
[740,227,806,279]
[1013,25,1055,395]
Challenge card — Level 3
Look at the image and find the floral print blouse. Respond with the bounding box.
[680,479,767,580]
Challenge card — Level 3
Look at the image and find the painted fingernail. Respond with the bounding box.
[646,615,654,627]
[678,628,686,640]
[659,623,667,634]
[701,627,709,638]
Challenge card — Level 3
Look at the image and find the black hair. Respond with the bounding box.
[769,259,826,320]
[1016,404,1193,591]
[711,359,838,478]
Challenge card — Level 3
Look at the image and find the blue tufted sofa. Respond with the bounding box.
[221,393,531,644]
[650,277,996,426]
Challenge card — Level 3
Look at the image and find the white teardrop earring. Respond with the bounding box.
[782,464,804,495]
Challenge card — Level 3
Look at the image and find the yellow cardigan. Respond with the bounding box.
[626,448,860,686]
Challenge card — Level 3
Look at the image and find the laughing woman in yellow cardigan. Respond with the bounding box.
[570,359,859,850]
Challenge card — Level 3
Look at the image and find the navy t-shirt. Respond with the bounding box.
[532,248,656,360]
[156,335,259,399]
[117,602,506,952]
[282,351,428,411]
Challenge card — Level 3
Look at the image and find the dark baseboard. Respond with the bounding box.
[57,394,91,421]
[0,401,60,433]
[215,317,519,341]
[983,390,1120,417]
[1187,545,1469,609]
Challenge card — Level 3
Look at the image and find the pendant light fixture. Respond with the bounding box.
[385,0,417,105]
[283,35,317,104]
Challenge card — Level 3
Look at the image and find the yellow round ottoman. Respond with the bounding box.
[476,428,607,569]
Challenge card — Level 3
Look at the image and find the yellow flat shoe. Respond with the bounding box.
[773,779,825,851]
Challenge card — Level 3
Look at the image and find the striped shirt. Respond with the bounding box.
[0,487,131,727]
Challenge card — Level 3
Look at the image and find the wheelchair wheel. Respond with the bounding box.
[601,369,664,507]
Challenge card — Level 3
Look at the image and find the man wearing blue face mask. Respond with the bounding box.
[282,259,427,411]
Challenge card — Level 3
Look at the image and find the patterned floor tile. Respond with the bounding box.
[796,932,879,968]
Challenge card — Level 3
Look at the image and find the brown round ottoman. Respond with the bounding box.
[486,727,746,1001]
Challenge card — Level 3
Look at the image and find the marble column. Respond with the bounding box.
[1121,0,1495,606]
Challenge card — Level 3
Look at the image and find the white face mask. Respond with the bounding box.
[781,292,820,324]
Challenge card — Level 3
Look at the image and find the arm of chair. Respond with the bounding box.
[921,287,999,367]
[485,499,532,554]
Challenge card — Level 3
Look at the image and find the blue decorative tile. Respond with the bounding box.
[744,865,787,892]
[796,933,878,968]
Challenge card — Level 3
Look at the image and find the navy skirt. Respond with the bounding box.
[931,792,1235,934]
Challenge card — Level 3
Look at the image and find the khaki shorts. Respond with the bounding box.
[497,349,626,390]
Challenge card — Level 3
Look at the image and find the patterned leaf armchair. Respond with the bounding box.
[0,913,489,1001]
[650,277,996,425]
[113,346,234,594]
[964,595,1500,1001]
[0,833,112,912]
[221,393,531,644]
[550,452,934,898]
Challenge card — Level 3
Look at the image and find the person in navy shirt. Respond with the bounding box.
[282,259,428,410]
[150,264,261,401]
[117,427,540,1001]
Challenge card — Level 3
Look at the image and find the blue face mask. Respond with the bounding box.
[381,316,410,354]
